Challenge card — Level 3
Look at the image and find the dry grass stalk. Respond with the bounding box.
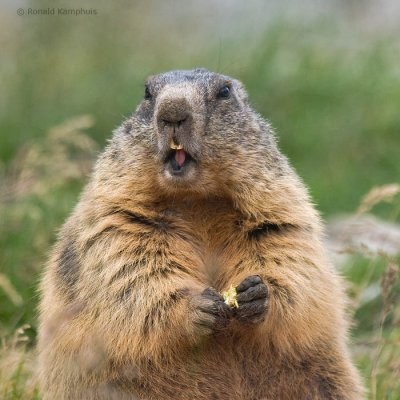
[357,183,400,215]
[369,262,399,400]
[0,115,97,203]
[0,326,38,399]
[379,262,399,321]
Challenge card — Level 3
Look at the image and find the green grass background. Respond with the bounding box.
[0,1,399,398]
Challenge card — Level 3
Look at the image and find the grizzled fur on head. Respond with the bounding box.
[107,69,284,196]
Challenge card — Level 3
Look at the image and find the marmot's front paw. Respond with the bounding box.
[234,275,268,324]
[190,287,233,335]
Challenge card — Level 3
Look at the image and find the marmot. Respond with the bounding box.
[38,68,363,399]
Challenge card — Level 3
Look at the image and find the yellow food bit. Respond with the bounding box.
[222,284,239,308]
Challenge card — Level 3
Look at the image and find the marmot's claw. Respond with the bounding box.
[235,275,268,324]
[191,287,233,334]
[236,275,262,293]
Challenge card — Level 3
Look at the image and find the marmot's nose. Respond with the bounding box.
[156,98,192,133]
[162,114,188,128]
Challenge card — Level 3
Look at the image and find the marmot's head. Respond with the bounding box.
[97,68,314,223]
[109,68,286,200]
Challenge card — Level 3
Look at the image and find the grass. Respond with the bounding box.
[0,1,399,398]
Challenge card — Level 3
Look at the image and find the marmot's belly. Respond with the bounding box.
[125,345,332,400]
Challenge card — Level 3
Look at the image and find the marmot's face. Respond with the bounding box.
[132,68,264,195]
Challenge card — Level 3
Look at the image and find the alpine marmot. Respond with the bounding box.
[38,68,363,399]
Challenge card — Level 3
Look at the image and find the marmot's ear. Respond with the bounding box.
[194,67,209,74]
[234,80,249,104]
[145,74,155,83]
[144,75,157,92]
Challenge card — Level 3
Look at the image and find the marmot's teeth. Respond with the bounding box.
[170,139,183,150]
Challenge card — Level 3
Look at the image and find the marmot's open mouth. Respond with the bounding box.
[165,149,195,174]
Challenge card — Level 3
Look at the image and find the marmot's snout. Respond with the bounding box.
[155,93,199,178]
[157,98,191,128]
[156,97,193,145]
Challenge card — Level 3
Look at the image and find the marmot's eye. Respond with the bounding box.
[217,85,231,99]
[144,86,152,100]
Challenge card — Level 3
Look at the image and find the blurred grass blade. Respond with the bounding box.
[0,274,23,306]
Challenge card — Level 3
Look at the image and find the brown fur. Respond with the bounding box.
[38,68,364,399]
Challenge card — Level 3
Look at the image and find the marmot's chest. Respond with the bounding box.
[163,207,265,288]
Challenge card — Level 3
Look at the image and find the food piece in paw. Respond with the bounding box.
[222,284,239,308]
